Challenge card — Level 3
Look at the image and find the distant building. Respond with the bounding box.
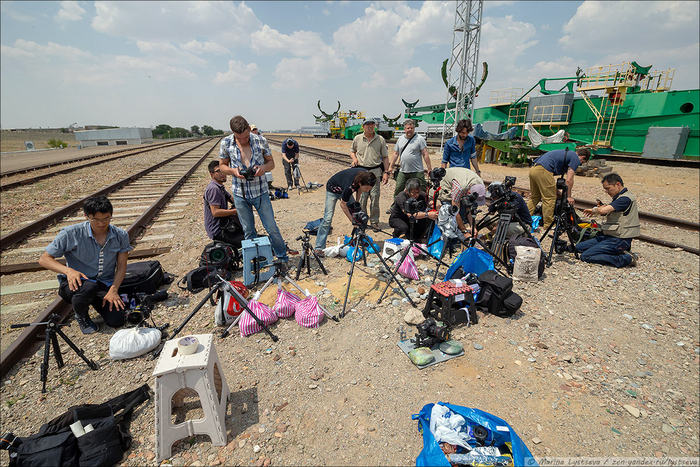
[74,127,153,147]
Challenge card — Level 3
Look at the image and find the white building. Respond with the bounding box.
[74,128,153,147]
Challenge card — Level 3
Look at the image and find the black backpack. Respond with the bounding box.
[6,385,150,467]
[476,270,522,317]
[506,234,546,278]
[119,261,170,295]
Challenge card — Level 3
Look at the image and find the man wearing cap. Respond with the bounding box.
[250,124,261,136]
[350,118,389,226]
[281,137,300,190]
[438,167,486,237]
[527,147,591,230]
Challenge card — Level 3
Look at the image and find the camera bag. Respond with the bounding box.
[119,260,168,295]
[9,384,150,467]
[506,234,545,278]
[476,270,522,317]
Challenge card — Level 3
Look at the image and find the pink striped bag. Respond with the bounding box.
[273,288,301,318]
[294,295,325,328]
[239,300,279,337]
[398,250,420,280]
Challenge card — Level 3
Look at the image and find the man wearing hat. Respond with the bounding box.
[438,167,486,237]
[281,137,300,190]
[250,124,261,136]
[350,118,389,227]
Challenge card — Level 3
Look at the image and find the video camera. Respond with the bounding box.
[428,167,446,189]
[126,290,168,326]
[404,197,427,215]
[238,166,257,181]
[413,318,450,349]
[487,176,518,213]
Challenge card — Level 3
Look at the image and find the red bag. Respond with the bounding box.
[239,300,278,337]
[215,281,249,326]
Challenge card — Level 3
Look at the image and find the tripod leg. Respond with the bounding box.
[295,250,306,281]
[432,243,448,284]
[54,328,98,370]
[41,328,51,393]
[305,249,312,276]
[369,246,416,307]
[377,244,411,303]
[341,238,362,318]
[312,251,328,275]
[50,331,64,368]
[220,281,278,341]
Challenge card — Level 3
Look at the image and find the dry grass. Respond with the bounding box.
[1,130,77,152]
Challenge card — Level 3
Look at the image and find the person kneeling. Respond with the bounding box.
[576,173,640,268]
[38,196,131,334]
[314,168,377,255]
[482,181,533,238]
[204,160,244,249]
[389,178,438,241]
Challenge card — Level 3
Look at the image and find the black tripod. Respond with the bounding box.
[341,220,416,318]
[11,314,98,393]
[295,229,327,280]
[538,178,580,265]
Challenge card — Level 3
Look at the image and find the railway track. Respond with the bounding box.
[1,139,205,191]
[269,137,699,255]
[0,138,221,377]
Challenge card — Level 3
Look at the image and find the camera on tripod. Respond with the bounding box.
[347,201,369,228]
[404,197,427,215]
[238,166,257,181]
[487,177,518,213]
[413,318,450,349]
[126,290,168,326]
[428,167,446,189]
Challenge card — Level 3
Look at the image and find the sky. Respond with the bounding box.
[1,1,698,132]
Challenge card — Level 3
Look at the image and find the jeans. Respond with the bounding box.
[575,235,632,268]
[58,278,125,328]
[315,191,341,250]
[283,159,299,188]
[233,193,289,262]
[359,167,383,224]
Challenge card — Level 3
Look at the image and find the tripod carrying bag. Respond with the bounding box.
[8,384,150,467]
[476,270,522,317]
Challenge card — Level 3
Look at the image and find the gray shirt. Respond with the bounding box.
[394,134,427,173]
[45,221,132,285]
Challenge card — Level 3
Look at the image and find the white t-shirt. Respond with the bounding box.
[394,134,427,173]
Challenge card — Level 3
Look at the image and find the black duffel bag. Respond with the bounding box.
[476,270,522,317]
[119,260,169,295]
[6,385,150,467]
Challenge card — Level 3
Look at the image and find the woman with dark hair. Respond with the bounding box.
[314,167,377,254]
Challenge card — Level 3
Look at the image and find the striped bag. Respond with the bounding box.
[273,288,301,318]
[398,250,420,280]
[239,300,279,337]
[294,295,325,328]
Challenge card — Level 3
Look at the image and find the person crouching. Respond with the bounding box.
[388,178,438,241]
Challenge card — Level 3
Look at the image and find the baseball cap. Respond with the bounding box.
[250,124,258,130]
[468,184,486,206]
[362,118,376,125]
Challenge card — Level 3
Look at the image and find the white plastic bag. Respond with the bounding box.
[429,404,474,449]
[512,245,540,282]
[323,237,350,258]
[109,327,162,360]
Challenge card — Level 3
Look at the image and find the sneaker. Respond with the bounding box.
[75,314,98,335]
[625,251,638,267]
[314,249,325,258]
[287,186,293,191]
[385,208,392,215]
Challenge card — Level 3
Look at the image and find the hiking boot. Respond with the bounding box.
[75,314,98,334]
[625,251,638,267]
[314,249,325,258]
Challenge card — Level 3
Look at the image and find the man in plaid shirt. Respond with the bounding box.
[219,115,289,267]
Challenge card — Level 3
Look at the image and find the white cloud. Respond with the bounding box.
[271,50,348,89]
[323,9,330,16]
[333,5,404,66]
[0,44,34,59]
[395,1,453,47]
[361,71,387,90]
[251,25,328,57]
[180,40,229,55]
[213,60,259,85]
[399,67,432,87]
[54,1,86,23]
[135,40,207,66]
[1,2,35,22]
[8,39,93,61]
[480,15,538,63]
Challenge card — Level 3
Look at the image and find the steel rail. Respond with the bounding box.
[0,139,220,379]
[0,139,194,178]
[0,139,211,252]
[1,139,212,191]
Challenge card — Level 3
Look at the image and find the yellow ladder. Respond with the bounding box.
[593,87,625,146]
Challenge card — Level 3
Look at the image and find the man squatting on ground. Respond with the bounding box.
[441,119,481,176]
[527,147,591,230]
[482,181,533,238]
[281,138,300,190]
[577,173,640,268]
[350,118,389,227]
[313,168,377,256]
[388,119,431,211]
[219,115,289,267]
[204,160,245,248]
[389,178,438,241]
[438,167,487,238]
[39,196,131,334]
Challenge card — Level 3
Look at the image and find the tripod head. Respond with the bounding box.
[295,228,312,244]
[11,313,68,329]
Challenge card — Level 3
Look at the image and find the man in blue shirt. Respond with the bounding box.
[527,147,591,229]
[39,196,132,334]
[441,119,481,175]
[219,115,289,269]
[281,138,300,190]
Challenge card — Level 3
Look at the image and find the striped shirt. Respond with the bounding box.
[219,133,271,199]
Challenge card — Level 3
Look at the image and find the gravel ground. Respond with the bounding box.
[0,138,698,466]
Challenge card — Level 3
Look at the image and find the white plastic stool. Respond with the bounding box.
[153,334,229,462]
[382,238,409,259]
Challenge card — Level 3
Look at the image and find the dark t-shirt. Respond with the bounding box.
[534,149,581,175]
[204,180,236,239]
[610,187,632,212]
[390,190,429,222]
[282,139,299,160]
[488,192,532,225]
[327,167,367,203]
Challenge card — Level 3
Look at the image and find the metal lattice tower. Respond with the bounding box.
[441,0,483,150]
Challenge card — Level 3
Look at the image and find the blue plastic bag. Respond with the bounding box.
[427,225,444,259]
[531,215,542,230]
[413,402,538,467]
[444,247,495,280]
[346,246,364,262]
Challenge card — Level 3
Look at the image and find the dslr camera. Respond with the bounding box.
[413,318,450,349]
[347,200,369,228]
[403,197,427,215]
[428,167,446,189]
[238,166,257,181]
[126,290,168,326]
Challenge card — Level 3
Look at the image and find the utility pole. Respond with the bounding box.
[441,0,483,150]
